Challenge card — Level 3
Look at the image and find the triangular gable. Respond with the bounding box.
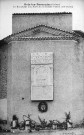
[3,25,81,43]
[12,25,73,38]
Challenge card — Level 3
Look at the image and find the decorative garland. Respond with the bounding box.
[38,101,48,113]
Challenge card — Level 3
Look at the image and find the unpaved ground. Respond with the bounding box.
[0,128,84,135]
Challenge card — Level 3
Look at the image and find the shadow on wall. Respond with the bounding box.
[0,99,7,120]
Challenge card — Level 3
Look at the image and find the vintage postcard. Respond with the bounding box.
[0,0,84,135]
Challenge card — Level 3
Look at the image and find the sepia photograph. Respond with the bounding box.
[0,0,84,134]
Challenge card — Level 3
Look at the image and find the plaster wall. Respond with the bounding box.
[7,39,84,124]
[0,99,7,120]
[12,13,72,34]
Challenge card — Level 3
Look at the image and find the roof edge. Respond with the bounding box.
[11,24,74,36]
[0,24,74,41]
[0,25,83,43]
[13,12,72,16]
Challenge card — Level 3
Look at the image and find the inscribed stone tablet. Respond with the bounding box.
[31,52,53,100]
[31,52,53,64]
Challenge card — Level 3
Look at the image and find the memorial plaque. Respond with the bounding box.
[31,52,53,100]
[31,65,53,86]
[31,52,53,64]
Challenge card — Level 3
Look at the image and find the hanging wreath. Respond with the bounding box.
[38,101,48,113]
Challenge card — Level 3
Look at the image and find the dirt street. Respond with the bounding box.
[0,128,84,135]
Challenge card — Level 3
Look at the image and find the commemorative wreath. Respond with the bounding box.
[38,101,48,112]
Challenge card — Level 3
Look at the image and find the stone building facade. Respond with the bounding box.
[0,13,84,125]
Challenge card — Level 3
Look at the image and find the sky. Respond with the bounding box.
[0,0,84,40]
